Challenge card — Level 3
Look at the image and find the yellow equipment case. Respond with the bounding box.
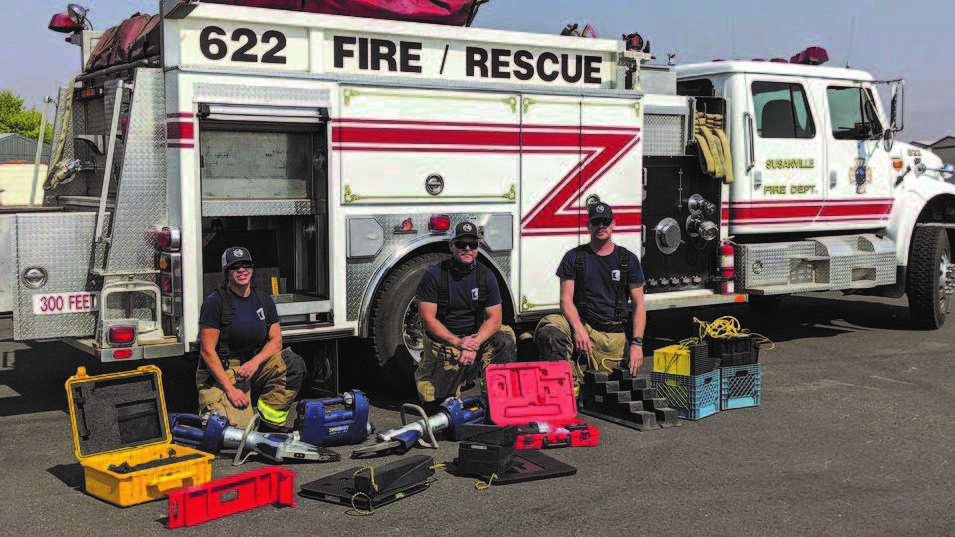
[66,365,214,507]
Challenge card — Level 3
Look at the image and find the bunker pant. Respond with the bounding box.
[415,326,516,407]
[196,347,306,430]
[535,314,628,380]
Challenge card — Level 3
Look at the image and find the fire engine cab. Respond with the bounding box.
[2,1,953,382]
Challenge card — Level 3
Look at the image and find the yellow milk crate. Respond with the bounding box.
[652,343,713,376]
[66,366,213,507]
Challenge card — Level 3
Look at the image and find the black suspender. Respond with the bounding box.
[437,260,488,333]
[572,245,631,324]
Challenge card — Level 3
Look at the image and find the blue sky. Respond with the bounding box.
[4,1,953,141]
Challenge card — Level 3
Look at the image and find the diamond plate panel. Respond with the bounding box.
[202,200,317,217]
[104,69,168,274]
[14,213,105,340]
[644,114,685,156]
[345,214,513,322]
[194,84,331,107]
[737,241,817,288]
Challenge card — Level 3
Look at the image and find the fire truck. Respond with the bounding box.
[3,1,954,385]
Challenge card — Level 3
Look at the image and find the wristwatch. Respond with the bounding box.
[631,336,643,345]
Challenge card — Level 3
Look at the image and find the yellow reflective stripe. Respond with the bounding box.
[257,400,288,425]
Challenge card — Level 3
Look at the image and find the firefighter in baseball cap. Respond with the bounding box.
[414,222,516,413]
[195,246,306,431]
[535,202,648,380]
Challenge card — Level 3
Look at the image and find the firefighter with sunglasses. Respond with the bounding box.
[414,222,516,413]
[195,246,306,432]
[535,202,647,380]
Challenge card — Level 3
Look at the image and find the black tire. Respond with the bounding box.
[749,294,784,314]
[906,226,952,329]
[369,253,449,367]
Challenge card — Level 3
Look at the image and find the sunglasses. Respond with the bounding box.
[230,262,254,270]
[453,240,479,250]
[590,218,612,228]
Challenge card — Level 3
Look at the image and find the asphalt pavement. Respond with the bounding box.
[1,292,953,536]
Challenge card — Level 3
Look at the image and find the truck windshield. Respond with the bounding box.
[827,86,883,140]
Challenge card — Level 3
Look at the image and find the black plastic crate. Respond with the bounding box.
[708,336,759,368]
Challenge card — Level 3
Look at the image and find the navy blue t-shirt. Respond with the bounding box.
[199,288,279,359]
[417,264,503,338]
[556,245,646,324]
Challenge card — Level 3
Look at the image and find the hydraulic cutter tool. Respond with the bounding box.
[169,413,340,465]
[351,395,486,458]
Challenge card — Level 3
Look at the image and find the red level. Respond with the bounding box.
[167,467,296,529]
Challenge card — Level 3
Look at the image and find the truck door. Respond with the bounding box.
[518,95,582,314]
[819,83,894,228]
[742,76,824,232]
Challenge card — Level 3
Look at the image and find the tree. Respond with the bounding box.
[0,90,54,144]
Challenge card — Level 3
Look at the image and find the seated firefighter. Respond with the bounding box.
[415,222,517,413]
[535,202,647,379]
[196,246,306,432]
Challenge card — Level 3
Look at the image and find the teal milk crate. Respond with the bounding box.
[650,369,720,420]
[720,364,762,410]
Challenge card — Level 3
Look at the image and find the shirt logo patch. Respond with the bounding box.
[256,307,265,320]
[611,270,621,281]
[471,288,479,300]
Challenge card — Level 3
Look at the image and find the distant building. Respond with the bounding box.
[0,133,51,163]
[911,136,955,164]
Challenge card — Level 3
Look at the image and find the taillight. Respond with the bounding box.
[155,226,181,251]
[112,349,134,359]
[108,325,137,346]
[160,275,173,293]
[428,215,451,232]
[892,158,904,170]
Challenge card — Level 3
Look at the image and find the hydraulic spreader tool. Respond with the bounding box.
[169,413,340,464]
[351,396,487,458]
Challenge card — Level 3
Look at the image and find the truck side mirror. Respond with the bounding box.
[889,81,904,133]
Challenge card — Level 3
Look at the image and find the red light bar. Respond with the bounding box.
[108,325,137,346]
[48,12,83,33]
[428,215,451,232]
[770,58,789,63]
[790,46,829,65]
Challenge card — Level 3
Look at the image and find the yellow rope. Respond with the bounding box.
[475,473,498,491]
[353,467,378,492]
[692,316,776,350]
[348,492,375,516]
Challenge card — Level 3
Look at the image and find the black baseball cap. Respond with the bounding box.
[221,246,254,269]
[588,202,614,222]
[450,221,480,241]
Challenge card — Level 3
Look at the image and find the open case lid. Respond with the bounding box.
[485,362,577,426]
[66,365,171,460]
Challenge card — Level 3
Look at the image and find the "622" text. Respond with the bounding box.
[199,26,287,64]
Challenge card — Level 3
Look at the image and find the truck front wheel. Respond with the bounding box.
[906,226,952,329]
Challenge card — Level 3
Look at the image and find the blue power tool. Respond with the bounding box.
[351,395,486,458]
[169,412,340,464]
[296,390,373,447]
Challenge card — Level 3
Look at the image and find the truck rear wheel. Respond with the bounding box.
[369,253,449,367]
[906,226,952,329]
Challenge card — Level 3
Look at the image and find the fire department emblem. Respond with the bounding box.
[463,223,473,232]
[596,205,605,213]
[850,158,872,194]
[233,248,245,258]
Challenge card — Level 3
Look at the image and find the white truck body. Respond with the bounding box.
[2,1,953,372]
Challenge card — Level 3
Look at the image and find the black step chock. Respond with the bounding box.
[578,367,681,431]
